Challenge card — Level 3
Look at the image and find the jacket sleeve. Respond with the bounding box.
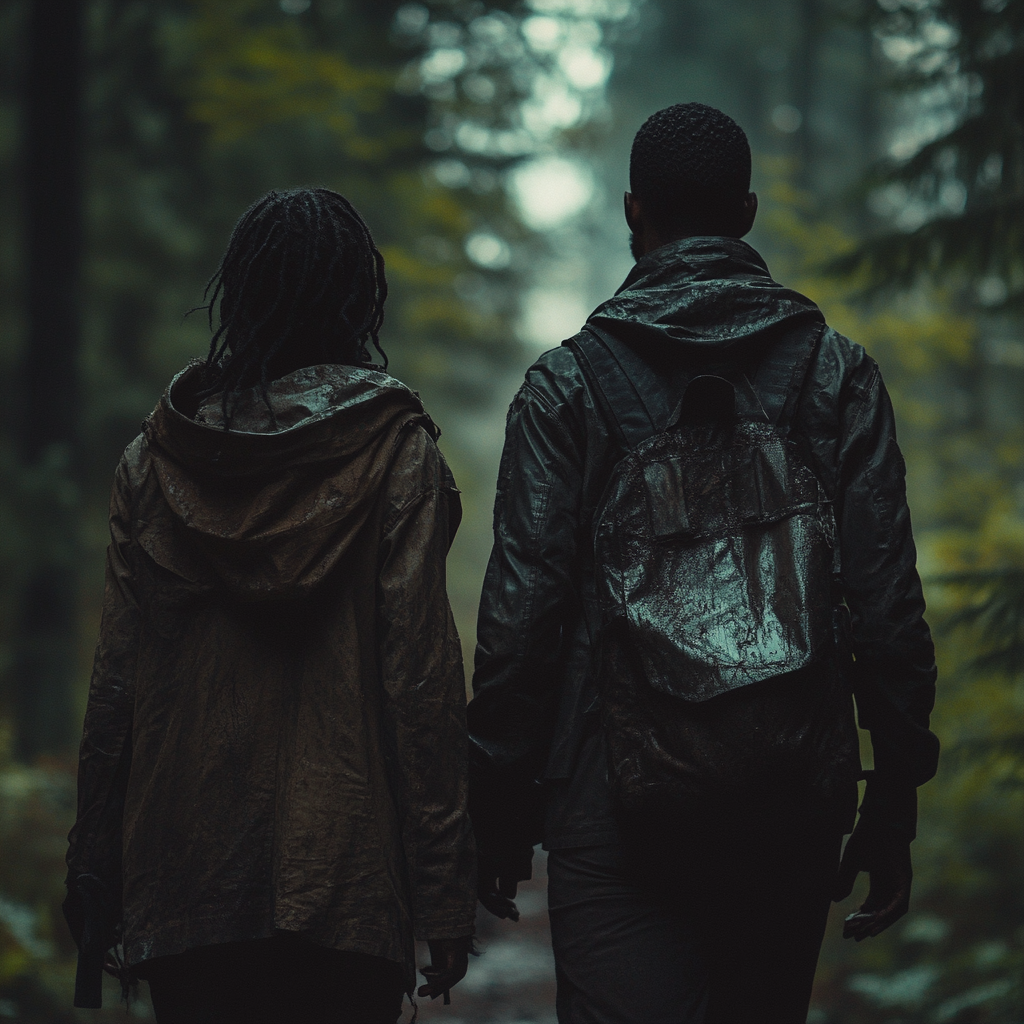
[376,429,476,941]
[65,456,138,1004]
[835,355,940,840]
[467,375,585,873]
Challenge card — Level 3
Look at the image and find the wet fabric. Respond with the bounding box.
[574,322,847,811]
[66,362,476,993]
[577,323,834,700]
[548,809,841,1024]
[144,937,405,1024]
[587,237,824,354]
[468,235,938,876]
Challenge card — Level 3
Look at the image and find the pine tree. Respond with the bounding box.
[840,0,1023,307]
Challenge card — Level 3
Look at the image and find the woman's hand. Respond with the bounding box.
[418,936,472,1003]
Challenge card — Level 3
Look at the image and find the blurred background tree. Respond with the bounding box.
[8,0,85,764]
[840,0,1022,305]
[815,1,1023,1020]
[0,0,636,1015]
[0,0,1020,1021]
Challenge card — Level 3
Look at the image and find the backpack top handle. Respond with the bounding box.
[567,320,829,450]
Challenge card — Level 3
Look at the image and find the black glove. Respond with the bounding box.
[477,871,521,922]
[418,936,471,1003]
[833,819,913,940]
[467,758,543,923]
[476,847,534,921]
[62,886,86,950]
[64,875,121,1009]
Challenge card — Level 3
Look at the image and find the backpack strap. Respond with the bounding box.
[566,325,674,451]
[750,323,842,579]
[748,321,829,432]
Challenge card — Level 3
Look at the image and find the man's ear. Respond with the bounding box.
[624,191,643,234]
[736,192,757,237]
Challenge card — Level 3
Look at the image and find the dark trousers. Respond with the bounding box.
[547,810,842,1024]
[142,935,406,1024]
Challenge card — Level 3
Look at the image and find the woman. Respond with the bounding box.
[64,189,476,1024]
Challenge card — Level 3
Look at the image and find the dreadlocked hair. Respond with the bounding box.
[197,187,388,427]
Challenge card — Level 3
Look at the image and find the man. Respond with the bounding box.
[65,188,475,1024]
[468,104,939,1023]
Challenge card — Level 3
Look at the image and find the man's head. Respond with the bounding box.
[626,103,756,259]
[203,188,388,396]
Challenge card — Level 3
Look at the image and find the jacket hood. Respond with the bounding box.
[588,236,823,357]
[138,361,435,598]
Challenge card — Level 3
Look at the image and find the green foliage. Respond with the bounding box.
[0,1,532,1013]
[0,725,82,1022]
[1,0,1019,1019]
[181,0,393,147]
[756,155,1024,1023]
[837,0,1024,308]
[940,567,1024,681]
[1,0,638,1008]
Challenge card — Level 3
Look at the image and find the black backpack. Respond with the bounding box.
[568,323,850,813]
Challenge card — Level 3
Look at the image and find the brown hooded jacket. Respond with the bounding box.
[65,362,476,990]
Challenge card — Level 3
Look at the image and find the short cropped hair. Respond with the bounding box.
[629,103,751,237]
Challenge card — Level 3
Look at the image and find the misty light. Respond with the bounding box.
[521,77,584,135]
[465,232,512,270]
[559,46,611,89]
[771,104,802,133]
[510,156,595,231]
[528,0,633,18]
[519,287,592,349]
[421,48,467,83]
[523,15,564,52]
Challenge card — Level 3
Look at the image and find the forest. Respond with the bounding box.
[0,0,1021,1021]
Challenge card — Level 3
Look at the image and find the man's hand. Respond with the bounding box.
[477,873,521,922]
[833,821,913,941]
[418,937,471,1003]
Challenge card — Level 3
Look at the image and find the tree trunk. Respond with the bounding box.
[793,0,818,190]
[14,0,84,759]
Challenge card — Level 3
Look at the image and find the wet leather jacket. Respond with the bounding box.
[468,237,939,872]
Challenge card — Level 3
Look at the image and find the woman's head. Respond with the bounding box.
[202,188,388,397]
